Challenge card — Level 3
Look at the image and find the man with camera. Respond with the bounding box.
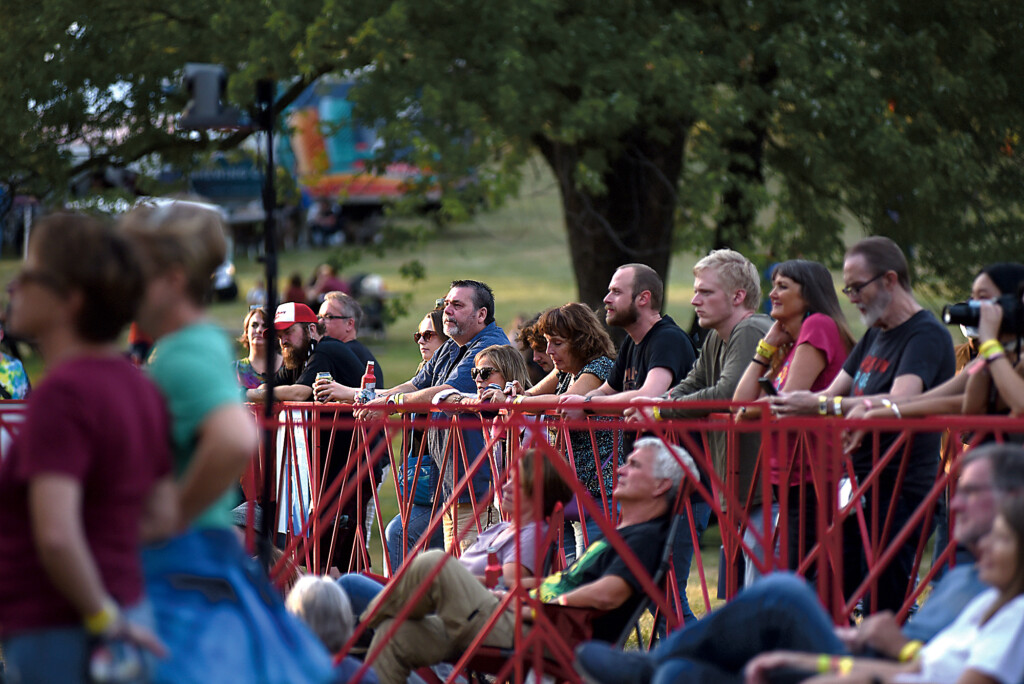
[769,236,955,614]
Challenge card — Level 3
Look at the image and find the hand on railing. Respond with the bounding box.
[767,390,819,416]
[354,396,392,421]
[558,393,588,421]
[623,397,657,424]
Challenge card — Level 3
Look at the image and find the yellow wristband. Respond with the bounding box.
[817,654,831,674]
[651,405,663,422]
[818,394,829,416]
[84,598,119,635]
[837,657,854,676]
[978,339,1003,357]
[833,396,844,416]
[898,640,923,663]
[513,396,525,405]
[756,339,778,359]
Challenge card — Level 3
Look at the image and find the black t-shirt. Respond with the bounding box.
[608,316,697,393]
[843,310,955,495]
[277,337,365,481]
[296,336,364,388]
[345,339,384,389]
[534,515,669,642]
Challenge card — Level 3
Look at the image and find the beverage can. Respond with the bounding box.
[315,372,332,403]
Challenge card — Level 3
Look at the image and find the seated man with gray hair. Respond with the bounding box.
[361,439,696,684]
[286,575,379,684]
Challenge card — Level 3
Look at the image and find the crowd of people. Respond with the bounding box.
[1,202,1023,684]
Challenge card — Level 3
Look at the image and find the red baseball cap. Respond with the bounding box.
[274,302,319,330]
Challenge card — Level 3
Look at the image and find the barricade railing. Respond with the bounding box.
[7,388,1002,683]
[241,400,1023,615]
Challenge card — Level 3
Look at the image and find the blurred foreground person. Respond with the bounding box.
[0,213,173,683]
[122,201,335,684]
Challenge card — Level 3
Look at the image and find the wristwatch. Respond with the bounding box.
[582,396,595,415]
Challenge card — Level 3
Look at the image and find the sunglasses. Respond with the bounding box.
[471,366,499,381]
[413,330,438,343]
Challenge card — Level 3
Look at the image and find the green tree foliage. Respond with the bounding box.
[2,0,1022,305]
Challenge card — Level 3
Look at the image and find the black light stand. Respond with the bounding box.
[255,78,280,572]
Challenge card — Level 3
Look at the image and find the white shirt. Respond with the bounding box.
[896,589,1024,684]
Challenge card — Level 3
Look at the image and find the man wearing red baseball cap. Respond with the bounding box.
[247,301,365,572]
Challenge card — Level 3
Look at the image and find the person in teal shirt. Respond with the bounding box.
[122,200,335,684]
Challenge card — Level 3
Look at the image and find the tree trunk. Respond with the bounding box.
[535,123,688,325]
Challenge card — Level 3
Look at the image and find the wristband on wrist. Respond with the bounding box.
[818,394,829,416]
[557,594,569,606]
[755,339,778,359]
[986,352,1006,364]
[816,654,831,674]
[651,405,663,422]
[84,598,120,635]
[836,657,854,676]
[898,640,924,663]
[978,339,1004,358]
[881,398,902,419]
[833,396,844,416]
[751,356,769,368]
[513,396,525,405]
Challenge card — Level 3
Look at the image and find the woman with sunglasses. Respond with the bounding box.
[384,307,449,571]
[437,344,533,407]
[234,306,282,390]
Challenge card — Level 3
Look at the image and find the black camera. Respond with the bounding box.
[942,294,1024,335]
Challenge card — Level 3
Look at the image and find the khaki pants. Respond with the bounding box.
[442,502,498,553]
[362,550,517,684]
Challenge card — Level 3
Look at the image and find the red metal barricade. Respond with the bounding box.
[235,399,1024,682]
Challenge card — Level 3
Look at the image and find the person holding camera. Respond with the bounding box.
[965,273,1024,419]
[845,263,1024,425]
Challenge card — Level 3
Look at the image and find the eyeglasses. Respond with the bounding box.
[842,273,885,298]
[413,330,438,343]
[318,314,352,321]
[471,366,499,381]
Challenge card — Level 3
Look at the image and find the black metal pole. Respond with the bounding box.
[256,78,279,571]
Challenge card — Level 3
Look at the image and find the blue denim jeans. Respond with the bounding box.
[649,573,846,683]
[337,573,387,617]
[384,505,444,572]
[1,601,155,684]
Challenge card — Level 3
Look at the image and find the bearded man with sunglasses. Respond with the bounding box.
[358,280,510,551]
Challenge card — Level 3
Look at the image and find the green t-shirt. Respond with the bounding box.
[147,322,244,530]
